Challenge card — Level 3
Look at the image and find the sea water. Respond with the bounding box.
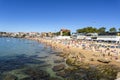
[0,37,62,79]
[0,37,46,56]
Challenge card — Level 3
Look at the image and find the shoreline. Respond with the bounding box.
[24,37,120,80]
[1,37,120,80]
[27,37,120,67]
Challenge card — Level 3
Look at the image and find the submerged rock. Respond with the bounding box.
[23,68,50,79]
[38,63,52,67]
[56,71,68,78]
[56,52,68,58]
[19,77,33,80]
[99,78,109,80]
[49,77,62,80]
[52,64,65,72]
[2,74,18,80]
[37,56,48,59]
[54,59,64,63]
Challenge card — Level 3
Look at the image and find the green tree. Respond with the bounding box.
[119,28,120,32]
[98,27,106,33]
[76,29,84,33]
[109,27,116,32]
[21,34,26,38]
[63,31,71,36]
[76,27,98,33]
[54,32,60,36]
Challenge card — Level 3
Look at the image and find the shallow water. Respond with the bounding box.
[0,37,47,57]
[0,37,63,79]
[0,38,118,80]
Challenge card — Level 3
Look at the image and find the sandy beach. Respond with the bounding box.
[27,37,120,67]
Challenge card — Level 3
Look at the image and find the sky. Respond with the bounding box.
[0,0,120,32]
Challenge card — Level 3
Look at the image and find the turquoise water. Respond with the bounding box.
[0,37,47,57]
[0,37,64,80]
[0,38,118,80]
[0,37,59,79]
[0,37,98,80]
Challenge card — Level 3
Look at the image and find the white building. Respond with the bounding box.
[54,36,71,40]
[96,36,120,42]
[71,32,120,43]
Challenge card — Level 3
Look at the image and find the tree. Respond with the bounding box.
[63,31,71,36]
[109,27,116,32]
[54,32,60,36]
[76,29,85,33]
[76,27,98,33]
[98,27,106,33]
[119,28,120,32]
[60,29,71,36]
[21,34,26,38]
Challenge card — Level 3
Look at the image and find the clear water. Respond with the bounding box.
[0,37,61,79]
[0,37,47,57]
[0,38,117,80]
[0,38,51,74]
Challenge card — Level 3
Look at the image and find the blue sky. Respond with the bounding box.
[0,0,120,32]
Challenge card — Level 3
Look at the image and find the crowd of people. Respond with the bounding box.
[29,37,120,64]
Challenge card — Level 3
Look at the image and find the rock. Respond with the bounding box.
[49,77,62,80]
[23,68,50,79]
[2,74,18,80]
[97,58,110,63]
[20,77,33,80]
[56,52,69,58]
[50,52,58,54]
[89,58,94,61]
[66,58,75,66]
[75,72,86,78]
[99,78,108,80]
[56,71,67,78]
[54,59,64,63]
[79,53,85,58]
[37,56,48,59]
[116,72,120,80]
[38,63,51,67]
[52,64,65,71]
[115,78,120,80]
[56,54,65,57]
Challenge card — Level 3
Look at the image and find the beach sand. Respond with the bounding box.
[28,37,120,67]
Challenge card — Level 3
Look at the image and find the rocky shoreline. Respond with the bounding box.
[1,38,120,80]
[50,51,120,80]
[1,52,120,80]
[37,38,120,80]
